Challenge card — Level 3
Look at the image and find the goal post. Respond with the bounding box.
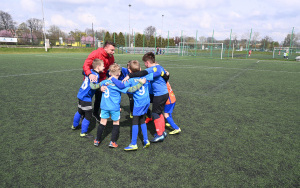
[273,47,298,59]
[178,42,224,59]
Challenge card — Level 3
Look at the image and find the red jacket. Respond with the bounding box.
[83,48,115,82]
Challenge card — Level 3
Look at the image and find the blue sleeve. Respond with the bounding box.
[144,73,154,81]
[146,66,162,78]
[111,77,126,89]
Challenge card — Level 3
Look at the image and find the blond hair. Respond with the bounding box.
[128,60,140,73]
[92,59,104,69]
[108,63,121,76]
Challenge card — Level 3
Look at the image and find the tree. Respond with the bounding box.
[148,35,155,47]
[135,33,143,47]
[0,30,13,37]
[104,31,111,43]
[47,25,65,45]
[27,18,43,45]
[0,11,16,31]
[144,26,156,40]
[282,33,299,47]
[118,32,125,46]
[260,36,273,51]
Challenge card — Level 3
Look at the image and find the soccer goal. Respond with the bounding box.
[178,42,224,59]
[273,47,299,59]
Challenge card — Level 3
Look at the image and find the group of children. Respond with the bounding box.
[71,52,181,151]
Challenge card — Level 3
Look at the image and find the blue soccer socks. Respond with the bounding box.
[166,116,179,130]
[131,125,139,145]
[73,111,81,127]
[81,118,90,134]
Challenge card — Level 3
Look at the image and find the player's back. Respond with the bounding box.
[77,70,99,102]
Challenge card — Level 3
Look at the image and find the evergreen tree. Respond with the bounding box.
[118,32,125,46]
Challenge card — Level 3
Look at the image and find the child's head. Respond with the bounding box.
[142,52,155,68]
[108,63,121,78]
[128,60,141,73]
[92,59,105,72]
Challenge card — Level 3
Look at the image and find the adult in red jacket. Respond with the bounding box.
[83,41,115,121]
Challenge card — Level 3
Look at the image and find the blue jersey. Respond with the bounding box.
[119,67,130,80]
[125,74,153,108]
[146,65,168,96]
[107,67,129,81]
[77,70,99,102]
[100,80,129,111]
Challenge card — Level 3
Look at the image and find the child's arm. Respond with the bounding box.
[90,82,101,90]
[111,77,126,89]
[127,78,146,93]
[128,70,148,78]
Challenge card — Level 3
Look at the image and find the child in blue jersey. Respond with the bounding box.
[111,60,153,151]
[72,59,105,138]
[125,52,169,143]
[108,62,134,118]
[91,63,146,148]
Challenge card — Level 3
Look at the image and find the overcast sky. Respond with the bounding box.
[2,0,300,42]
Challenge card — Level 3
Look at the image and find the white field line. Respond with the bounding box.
[175,61,257,96]
[0,69,82,78]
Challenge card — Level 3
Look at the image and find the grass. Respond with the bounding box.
[0,51,299,187]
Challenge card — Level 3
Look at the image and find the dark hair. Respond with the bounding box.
[142,52,155,63]
[104,41,116,48]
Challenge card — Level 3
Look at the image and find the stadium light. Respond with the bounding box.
[129,4,131,47]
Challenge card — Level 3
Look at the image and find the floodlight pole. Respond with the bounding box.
[161,15,164,47]
[41,0,47,52]
[129,4,131,47]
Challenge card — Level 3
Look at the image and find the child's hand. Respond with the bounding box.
[165,71,169,76]
[139,78,146,84]
[122,75,130,83]
[89,74,98,82]
[101,86,107,92]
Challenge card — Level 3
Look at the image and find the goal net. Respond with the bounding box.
[273,47,299,59]
[178,42,224,59]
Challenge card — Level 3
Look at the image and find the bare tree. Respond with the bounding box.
[27,18,43,45]
[0,10,16,32]
[144,26,156,40]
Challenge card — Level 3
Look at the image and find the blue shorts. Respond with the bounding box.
[164,102,176,114]
[100,110,120,121]
[133,103,150,116]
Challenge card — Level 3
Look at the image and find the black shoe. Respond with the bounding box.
[92,112,100,122]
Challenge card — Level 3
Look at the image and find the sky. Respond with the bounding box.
[1,0,300,43]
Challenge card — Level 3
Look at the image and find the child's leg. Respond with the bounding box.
[165,112,179,130]
[111,120,120,143]
[139,115,148,141]
[73,111,82,127]
[81,109,92,134]
[96,119,107,141]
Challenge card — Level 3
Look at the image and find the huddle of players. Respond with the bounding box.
[72,52,181,151]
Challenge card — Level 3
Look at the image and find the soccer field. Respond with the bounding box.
[0,53,299,187]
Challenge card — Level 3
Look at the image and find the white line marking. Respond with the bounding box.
[0,69,82,78]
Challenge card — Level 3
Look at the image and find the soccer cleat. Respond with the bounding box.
[150,134,165,143]
[169,128,181,135]
[165,123,171,127]
[80,133,94,138]
[94,139,100,147]
[71,125,77,130]
[145,117,152,124]
[109,141,118,148]
[124,144,138,151]
[130,112,133,119]
[92,112,100,122]
[163,131,167,138]
[143,140,150,148]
